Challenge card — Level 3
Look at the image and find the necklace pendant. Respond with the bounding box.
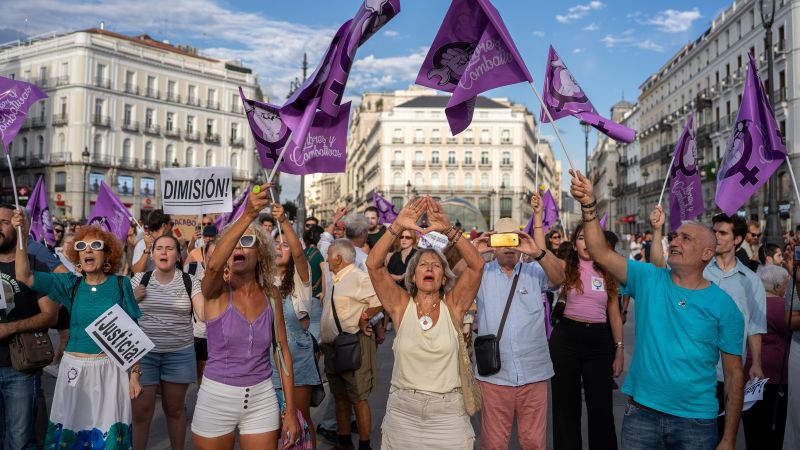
[91,287,97,292]
[419,315,433,331]
[678,299,686,307]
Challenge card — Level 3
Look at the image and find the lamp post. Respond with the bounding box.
[81,146,90,221]
[580,121,591,175]
[760,0,780,245]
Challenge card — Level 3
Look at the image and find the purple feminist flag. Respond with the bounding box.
[669,114,704,230]
[372,191,399,225]
[215,184,250,230]
[540,46,635,143]
[416,0,532,135]
[27,176,56,247]
[0,76,47,155]
[716,54,787,215]
[599,212,608,230]
[523,189,559,234]
[281,1,401,147]
[87,182,132,243]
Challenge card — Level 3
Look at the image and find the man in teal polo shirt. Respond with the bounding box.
[569,170,745,450]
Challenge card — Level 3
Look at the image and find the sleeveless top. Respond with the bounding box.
[204,287,274,387]
[391,299,460,393]
[387,249,416,287]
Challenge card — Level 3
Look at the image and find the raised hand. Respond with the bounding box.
[473,232,493,254]
[333,206,348,222]
[530,192,544,216]
[516,231,541,257]
[569,169,595,206]
[244,183,270,219]
[392,197,425,233]
[11,209,29,236]
[650,205,665,229]
[272,202,288,224]
[425,197,452,234]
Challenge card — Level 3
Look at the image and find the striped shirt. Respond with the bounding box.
[131,270,202,352]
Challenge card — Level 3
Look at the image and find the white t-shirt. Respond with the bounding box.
[275,264,312,320]
[132,239,156,273]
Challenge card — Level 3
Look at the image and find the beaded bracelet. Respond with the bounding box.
[580,200,597,209]
[583,215,598,223]
[387,225,402,239]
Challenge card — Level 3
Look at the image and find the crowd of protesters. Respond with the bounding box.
[2,169,800,450]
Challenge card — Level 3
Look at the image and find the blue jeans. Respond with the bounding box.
[0,366,40,450]
[621,401,718,450]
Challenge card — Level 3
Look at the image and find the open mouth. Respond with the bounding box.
[83,256,96,264]
[669,249,681,256]
[158,257,169,263]
[423,275,434,282]
[233,254,246,263]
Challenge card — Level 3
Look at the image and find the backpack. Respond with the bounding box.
[139,271,195,319]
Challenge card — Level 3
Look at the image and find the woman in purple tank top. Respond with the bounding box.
[191,184,300,450]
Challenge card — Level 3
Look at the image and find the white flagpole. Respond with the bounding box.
[6,153,24,249]
[266,131,293,183]
[657,151,677,207]
[262,168,283,242]
[528,82,577,172]
[783,156,800,213]
[535,146,540,189]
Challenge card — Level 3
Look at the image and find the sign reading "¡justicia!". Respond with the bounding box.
[85,304,155,371]
[160,166,233,215]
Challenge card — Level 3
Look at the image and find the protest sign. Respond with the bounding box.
[418,231,449,251]
[160,167,232,215]
[85,304,155,371]
[718,377,769,415]
[171,215,201,242]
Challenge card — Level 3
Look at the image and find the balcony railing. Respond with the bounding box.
[91,155,113,165]
[411,161,426,168]
[94,77,111,89]
[185,131,201,142]
[124,83,139,95]
[143,124,161,136]
[122,120,140,132]
[479,159,492,167]
[229,137,244,147]
[52,114,68,126]
[119,157,137,168]
[166,93,181,103]
[445,160,459,168]
[165,127,181,138]
[206,100,220,110]
[391,160,404,168]
[392,137,404,144]
[205,133,220,144]
[446,137,457,144]
[31,117,47,128]
[186,96,201,107]
[775,87,787,102]
[141,159,161,170]
[500,160,512,167]
[430,137,441,144]
[231,104,243,114]
[413,138,424,144]
[50,152,72,163]
[501,138,512,144]
[53,75,70,86]
[92,114,110,127]
[145,88,159,99]
[463,138,474,144]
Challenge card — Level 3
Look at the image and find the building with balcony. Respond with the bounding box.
[0,27,259,219]
[310,86,561,229]
[636,0,797,226]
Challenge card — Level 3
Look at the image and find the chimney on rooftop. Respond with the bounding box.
[100,21,105,30]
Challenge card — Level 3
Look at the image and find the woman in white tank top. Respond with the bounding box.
[365,197,485,449]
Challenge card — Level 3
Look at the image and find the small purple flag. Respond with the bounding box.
[372,191,399,225]
[27,176,56,247]
[281,1,401,146]
[416,0,532,135]
[540,46,635,143]
[0,76,47,155]
[242,87,350,175]
[599,212,608,229]
[716,54,787,216]
[87,181,132,243]
[215,184,250,230]
[669,113,704,230]
[524,189,559,234]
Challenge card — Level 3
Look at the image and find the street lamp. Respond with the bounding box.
[580,121,591,175]
[81,146,90,221]
[173,158,180,168]
[760,0,780,245]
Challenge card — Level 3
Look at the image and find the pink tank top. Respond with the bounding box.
[564,259,609,322]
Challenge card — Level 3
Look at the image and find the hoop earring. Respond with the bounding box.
[223,265,231,283]
[75,263,82,272]
[102,262,112,273]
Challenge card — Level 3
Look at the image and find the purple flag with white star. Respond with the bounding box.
[540,46,635,143]
[372,191,399,225]
[716,54,787,216]
[27,176,57,247]
[416,0,532,135]
[669,113,704,230]
[0,76,47,155]
[87,182,132,243]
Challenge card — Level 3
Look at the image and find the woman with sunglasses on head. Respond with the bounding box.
[192,185,299,450]
[529,193,624,450]
[12,211,142,449]
[386,229,417,288]
[130,234,205,450]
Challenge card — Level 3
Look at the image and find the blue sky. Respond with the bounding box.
[4,0,733,200]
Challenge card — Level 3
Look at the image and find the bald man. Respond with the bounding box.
[569,170,744,450]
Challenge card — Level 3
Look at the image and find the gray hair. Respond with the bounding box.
[404,248,457,298]
[757,264,790,293]
[681,220,717,249]
[328,239,356,264]
[345,215,370,239]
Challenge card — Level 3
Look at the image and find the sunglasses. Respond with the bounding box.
[202,222,213,227]
[238,235,257,248]
[750,233,762,237]
[400,235,414,240]
[74,240,105,251]
[54,229,64,233]
[550,235,561,239]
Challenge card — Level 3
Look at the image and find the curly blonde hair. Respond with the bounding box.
[220,221,278,290]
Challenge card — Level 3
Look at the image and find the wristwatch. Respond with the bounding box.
[533,249,547,261]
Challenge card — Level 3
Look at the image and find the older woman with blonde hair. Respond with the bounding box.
[365,196,484,449]
[13,213,141,449]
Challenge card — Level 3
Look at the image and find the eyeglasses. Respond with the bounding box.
[74,240,105,251]
[750,232,762,237]
[202,222,213,227]
[305,223,315,228]
[238,235,256,248]
[550,235,561,240]
[400,236,414,240]
[54,229,64,234]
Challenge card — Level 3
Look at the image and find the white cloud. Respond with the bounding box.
[384,30,399,38]
[637,40,665,51]
[350,47,427,91]
[532,30,545,38]
[601,30,664,52]
[572,48,585,54]
[583,22,599,31]
[556,1,606,24]
[643,9,702,33]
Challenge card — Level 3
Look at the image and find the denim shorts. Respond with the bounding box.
[140,345,197,386]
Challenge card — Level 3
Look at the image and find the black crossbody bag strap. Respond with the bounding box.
[330,285,344,335]
[495,271,521,342]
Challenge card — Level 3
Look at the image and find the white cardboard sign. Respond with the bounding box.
[160,167,233,215]
[719,377,769,415]
[418,231,449,251]
[85,304,154,371]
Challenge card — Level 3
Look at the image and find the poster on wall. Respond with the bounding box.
[117,175,134,196]
[140,177,156,197]
[89,173,105,193]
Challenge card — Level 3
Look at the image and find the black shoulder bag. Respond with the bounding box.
[474,271,520,376]
[330,286,362,373]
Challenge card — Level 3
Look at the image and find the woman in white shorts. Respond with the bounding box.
[191,185,299,450]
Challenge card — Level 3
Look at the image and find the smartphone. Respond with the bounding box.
[794,245,800,262]
[195,225,201,232]
[490,233,519,247]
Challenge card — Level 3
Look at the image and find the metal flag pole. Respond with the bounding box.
[5,153,24,249]
[528,82,577,172]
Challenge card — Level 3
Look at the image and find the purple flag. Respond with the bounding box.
[242,87,350,175]
[524,189,559,234]
[599,212,608,230]
[540,46,635,143]
[372,191,399,225]
[87,182,132,243]
[215,184,250,230]
[0,77,47,155]
[27,176,56,247]
[716,54,787,216]
[669,113,704,230]
[416,0,532,135]
[281,1,401,146]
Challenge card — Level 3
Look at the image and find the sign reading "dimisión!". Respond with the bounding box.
[160,167,233,215]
